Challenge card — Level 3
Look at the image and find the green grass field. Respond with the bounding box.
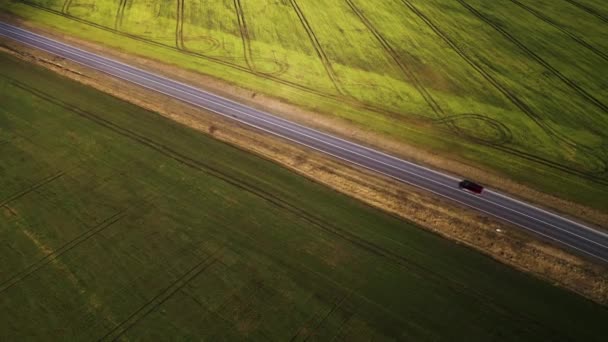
[1,51,608,340]
[1,0,607,212]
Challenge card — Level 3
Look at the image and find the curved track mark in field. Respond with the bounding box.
[288,0,347,95]
[457,0,608,114]
[435,114,513,145]
[114,0,127,31]
[345,0,513,145]
[16,2,608,179]
[233,0,256,72]
[99,249,223,341]
[0,211,125,294]
[181,35,220,53]
[508,0,608,62]
[175,0,185,50]
[397,0,606,172]
[563,0,608,23]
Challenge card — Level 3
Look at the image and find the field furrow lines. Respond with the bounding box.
[563,0,608,23]
[14,1,591,182]
[0,211,126,294]
[9,2,608,182]
[3,78,523,313]
[61,0,73,14]
[508,0,608,61]
[114,0,127,31]
[99,248,223,341]
[397,0,600,155]
[233,0,255,71]
[457,0,608,114]
[288,0,346,95]
[345,0,443,118]
[344,0,484,143]
[0,171,65,207]
[17,2,399,114]
[175,0,184,50]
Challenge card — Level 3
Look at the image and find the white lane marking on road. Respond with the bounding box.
[3,24,607,253]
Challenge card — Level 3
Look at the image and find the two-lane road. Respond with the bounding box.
[1,22,607,263]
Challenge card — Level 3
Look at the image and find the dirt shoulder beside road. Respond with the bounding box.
[1,27,607,305]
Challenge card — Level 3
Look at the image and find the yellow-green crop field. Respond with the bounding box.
[1,0,607,209]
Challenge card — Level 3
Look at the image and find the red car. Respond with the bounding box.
[459,180,484,194]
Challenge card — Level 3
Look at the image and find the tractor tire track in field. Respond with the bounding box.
[0,211,125,294]
[398,0,607,174]
[233,0,256,72]
[302,294,349,342]
[345,0,512,145]
[61,0,73,14]
[289,0,347,95]
[114,0,128,31]
[175,0,185,50]
[509,0,608,62]
[17,2,608,180]
[345,0,443,117]
[457,0,608,114]
[563,0,608,24]
[0,171,65,207]
[99,248,223,341]
[207,279,276,340]
[6,77,533,318]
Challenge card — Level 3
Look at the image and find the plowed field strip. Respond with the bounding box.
[345,0,510,144]
[457,0,608,113]
[509,0,608,61]
[303,294,349,342]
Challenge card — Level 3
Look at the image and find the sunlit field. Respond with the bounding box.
[1,1,607,210]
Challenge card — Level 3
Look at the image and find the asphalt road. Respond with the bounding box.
[1,22,607,264]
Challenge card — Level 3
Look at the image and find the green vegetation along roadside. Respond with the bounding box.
[1,0,607,213]
[1,51,607,340]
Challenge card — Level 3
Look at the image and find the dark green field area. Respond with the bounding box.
[1,53,608,340]
[1,0,607,211]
